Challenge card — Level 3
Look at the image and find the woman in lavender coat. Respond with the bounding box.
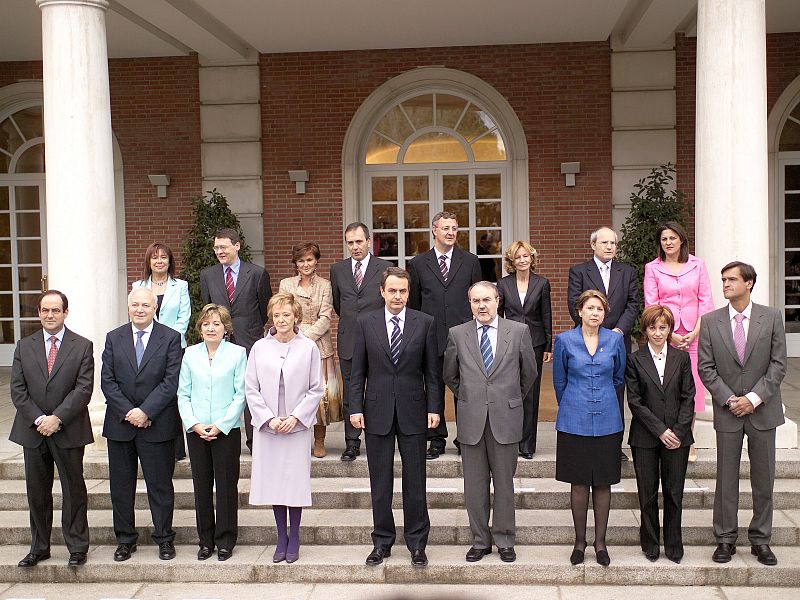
[246,292,323,564]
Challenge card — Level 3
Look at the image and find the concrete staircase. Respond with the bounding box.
[1,440,800,587]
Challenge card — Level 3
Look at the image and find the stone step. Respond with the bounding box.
[0,508,798,546]
[2,477,800,511]
[0,544,797,587]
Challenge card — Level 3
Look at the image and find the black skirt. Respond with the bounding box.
[556,430,623,486]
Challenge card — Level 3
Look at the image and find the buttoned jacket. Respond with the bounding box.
[643,255,714,333]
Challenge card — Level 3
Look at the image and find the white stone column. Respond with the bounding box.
[37,0,117,450]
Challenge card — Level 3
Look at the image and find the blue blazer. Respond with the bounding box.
[553,326,626,437]
[177,339,247,435]
[132,277,191,348]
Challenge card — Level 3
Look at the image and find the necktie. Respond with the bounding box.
[600,263,610,293]
[354,261,363,289]
[480,325,493,372]
[390,316,402,365]
[47,335,58,375]
[439,255,449,281]
[225,266,235,304]
[733,313,746,363]
[135,330,145,369]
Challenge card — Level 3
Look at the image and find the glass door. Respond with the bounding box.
[780,156,800,357]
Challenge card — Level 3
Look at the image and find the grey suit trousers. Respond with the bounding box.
[461,417,518,549]
[714,420,776,544]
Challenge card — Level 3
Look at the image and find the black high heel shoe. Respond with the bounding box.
[570,543,587,565]
[594,545,611,566]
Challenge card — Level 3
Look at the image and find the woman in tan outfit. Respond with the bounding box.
[279,242,343,457]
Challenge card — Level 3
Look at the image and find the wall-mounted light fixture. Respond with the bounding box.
[560,162,580,187]
[148,174,171,198]
[288,170,309,194]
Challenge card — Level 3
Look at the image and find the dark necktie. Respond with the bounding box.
[135,330,145,369]
[354,261,363,289]
[390,316,402,365]
[480,325,493,372]
[439,255,449,281]
[47,335,58,375]
[225,266,235,304]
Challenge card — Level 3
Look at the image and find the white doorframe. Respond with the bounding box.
[779,153,800,357]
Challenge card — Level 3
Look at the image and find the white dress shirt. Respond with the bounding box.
[351,253,371,277]
[593,256,611,293]
[475,315,499,356]
[728,301,762,408]
[385,307,406,340]
[435,247,454,272]
[224,258,241,287]
[132,320,155,352]
[648,342,667,384]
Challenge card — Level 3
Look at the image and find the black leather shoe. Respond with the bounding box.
[453,439,461,455]
[596,549,611,566]
[411,548,428,567]
[645,548,660,562]
[365,546,391,566]
[465,546,491,562]
[340,446,360,462]
[498,547,516,563]
[712,542,736,563]
[197,545,213,560]
[620,451,629,462]
[569,548,585,565]
[113,543,136,562]
[425,445,444,460]
[519,452,534,459]
[158,541,176,560]
[67,552,87,566]
[18,552,50,567]
[751,544,777,565]
[217,548,233,562]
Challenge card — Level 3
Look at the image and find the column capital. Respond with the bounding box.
[36,0,109,10]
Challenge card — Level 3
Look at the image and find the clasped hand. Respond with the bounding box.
[192,423,222,441]
[350,413,440,429]
[36,414,61,436]
[658,428,681,450]
[269,415,298,433]
[729,396,755,417]
[125,407,151,428]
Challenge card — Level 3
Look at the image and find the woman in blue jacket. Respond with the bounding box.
[553,289,626,567]
[178,304,247,562]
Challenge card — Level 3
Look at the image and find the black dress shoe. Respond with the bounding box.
[340,446,360,462]
[425,445,444,460]
[18,552,50,567]
[645,548,660,562]
[365,546,391,566]
[498,547,516,563]
[411,548,428,567]
[453,439,461,455]
[113,543,137,562]
[751,544,777,565]
[67,552,87,566]
[217,548,233,562]
[596,549,611,566]
[519,452,533,460]
[197,545,213,560]
[712,542,736,563]
[465,546,491,562]
[569,548,585,565]
[158,541,176,560]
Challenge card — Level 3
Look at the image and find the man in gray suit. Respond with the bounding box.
[443,281,537,563]
[10,290,94,568]
[698,261,787,566]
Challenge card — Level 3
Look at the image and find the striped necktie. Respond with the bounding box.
[47,335,58,375]
[439,255,449,281]
[354,261,363,289]
[480,325,493,372]
[390,316,402,365]
[225,266,235,304]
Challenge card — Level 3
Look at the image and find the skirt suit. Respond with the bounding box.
[553,327,626,485]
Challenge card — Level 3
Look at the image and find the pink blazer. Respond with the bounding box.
[643,255,715,332]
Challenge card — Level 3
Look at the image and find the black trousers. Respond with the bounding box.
[365,417,429,551]
[186,428,240,550]
[428,353,454,448]
[107,436,176,544]
[519,344,545,454]
[631,444,690,553]
[23,438,89,554]
[340,357,362,448]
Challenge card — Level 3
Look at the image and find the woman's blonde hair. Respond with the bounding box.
[503,240,539,274]
[267,292,303,323]
[195,303,233,336]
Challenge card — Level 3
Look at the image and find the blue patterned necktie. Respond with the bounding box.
[135,330,145,369]
[390,316,402,365]
[480,325,493,372]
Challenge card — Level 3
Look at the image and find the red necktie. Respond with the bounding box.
[225,266,235,304]
[439,255,449,281]
[47,335,58,375]
[354,261,363,289]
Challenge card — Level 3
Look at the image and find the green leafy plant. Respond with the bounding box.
[181,189,251,344]
[617,163,690,337]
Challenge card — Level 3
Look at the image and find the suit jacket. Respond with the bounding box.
[697,304,787,433]
[443,317,537,445]
[9,327,94,449]
[101,320,183,443]
[552,326,626,436]
[200,261,272,352]
[330,254,392,360]
[349,308,442,436]
[568,258,639,342]
[132,277,191,348]
[409,248,482,355]
[497,273,553,351]
[643,255,715,333]
[625,346,695,448]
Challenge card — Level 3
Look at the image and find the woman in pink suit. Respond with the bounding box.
[643,222,714,461]
[245,292,323,564]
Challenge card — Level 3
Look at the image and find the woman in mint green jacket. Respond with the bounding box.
[178,304,247,562]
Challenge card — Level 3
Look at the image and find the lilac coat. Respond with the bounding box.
[643,255,715,332]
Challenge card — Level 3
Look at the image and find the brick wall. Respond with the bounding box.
[261,43,613,333]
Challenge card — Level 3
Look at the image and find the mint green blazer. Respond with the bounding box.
[178,339,247,434]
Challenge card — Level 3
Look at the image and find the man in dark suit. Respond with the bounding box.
[408,210,482,459]
[330,222,392,461]
[200,227,272,450]
[568,226,639,460]
[443,281,537,563]
[698,262,787,566]
[349,267,441,567]
[10,290,94,568]
[101,287,183,562]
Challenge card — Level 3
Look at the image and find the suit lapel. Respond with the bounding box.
[521,276,539,311]
[714,309,741,365]
[369,311,392,361]
[637,348,663,390]
[487,319,511,377]
[743,305,765,365]
[161,277,177,311]
[231,262,250,304]
[32,334,49,379]
[464,321,486,374]
[361,256,383,291]
[47,329,75,380]
[661,347,680,389]
[586,260,606,294]
[120,326,138,371]
[607,261,623,299]
[447,249,465,286]
[137,323,163,372]
[424,250,447,287]
[398,310,418,363]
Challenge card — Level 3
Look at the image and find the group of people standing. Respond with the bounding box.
[8,214,788,572]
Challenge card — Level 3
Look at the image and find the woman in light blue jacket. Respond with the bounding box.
[178,304,247,562]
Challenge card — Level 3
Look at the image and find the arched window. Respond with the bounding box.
[779,99,800,352]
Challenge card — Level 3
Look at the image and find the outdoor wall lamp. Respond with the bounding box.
[288,170,309,194]
[148,174,171,198]
[560,162,580,187]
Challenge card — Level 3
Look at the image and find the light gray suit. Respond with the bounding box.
[698,303,787,545]
[443,317,536,548]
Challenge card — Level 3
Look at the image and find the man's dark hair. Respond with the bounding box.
[721,261,757,290]
[345,222,370,240]
[38,289,68,311]
[214,228,240,245]
[380,266,410,288]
